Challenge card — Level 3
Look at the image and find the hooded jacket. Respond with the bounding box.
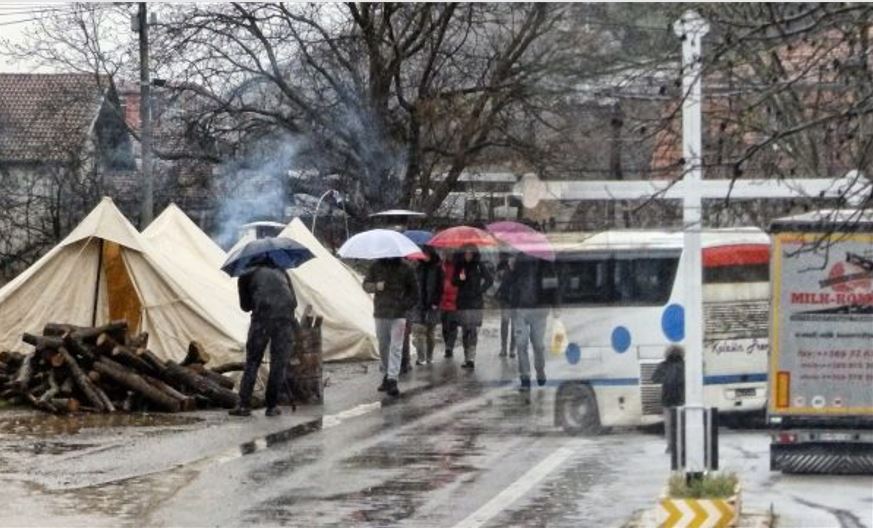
[439,260,459,311]
[652,355,685,407]
[363,258,419,319]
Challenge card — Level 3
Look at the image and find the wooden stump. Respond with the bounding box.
[281,326,323,405]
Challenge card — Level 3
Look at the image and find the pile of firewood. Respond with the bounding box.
[0,320,242,414]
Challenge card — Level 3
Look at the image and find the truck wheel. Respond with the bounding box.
[557,383,601,436]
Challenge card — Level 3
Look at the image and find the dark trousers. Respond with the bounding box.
[441,310,460,353]
[238,316,294,409]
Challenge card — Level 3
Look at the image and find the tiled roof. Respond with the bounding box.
[0,73,109,163]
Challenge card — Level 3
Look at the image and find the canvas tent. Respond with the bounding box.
[149,205,377,362]
[280,218,378,361]
[0,198,248,364]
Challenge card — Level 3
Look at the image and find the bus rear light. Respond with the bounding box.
[775,371,790,408]
[775,432,797,444]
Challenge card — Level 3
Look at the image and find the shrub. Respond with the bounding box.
[668,472,738,499]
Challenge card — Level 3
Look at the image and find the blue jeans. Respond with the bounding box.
[513,308,547,380]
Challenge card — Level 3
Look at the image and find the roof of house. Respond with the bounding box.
[0,73,111,163]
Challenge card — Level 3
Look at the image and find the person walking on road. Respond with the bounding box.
[505,254,556,392]
[412,246,443,365]
[652,345,685,453]
[363,257,419,397]
[230,257,298,417]
[452,245,494,370]
[439,253,461,359]
[495,253,517,358]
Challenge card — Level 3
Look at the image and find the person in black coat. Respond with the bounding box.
[495,253,517,358]
[451,244,494,369]
[231,258,298,417]
[411,245,443,365]
[652,345,685,452]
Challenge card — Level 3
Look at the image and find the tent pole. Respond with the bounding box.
[92,239,104,326]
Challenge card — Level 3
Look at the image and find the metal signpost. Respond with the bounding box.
[516,10,869,475]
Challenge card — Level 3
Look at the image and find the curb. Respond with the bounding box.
[622,508,775,528]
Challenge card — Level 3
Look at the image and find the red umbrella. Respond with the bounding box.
[428,226,497,249]
[486,221,555,261]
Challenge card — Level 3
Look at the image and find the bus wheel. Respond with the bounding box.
[557,383,601,436]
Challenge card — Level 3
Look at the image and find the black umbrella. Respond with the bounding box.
[221,237,314,277]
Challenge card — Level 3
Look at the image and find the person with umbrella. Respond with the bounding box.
[452,244,494,370]
[222,237,314,417]
[339,229,423,397]
[495,252,517,359]
[363,257,419,396]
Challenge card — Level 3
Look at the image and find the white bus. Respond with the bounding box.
[541,228,770,435]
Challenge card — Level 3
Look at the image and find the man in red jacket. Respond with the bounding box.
[439,256,460,358]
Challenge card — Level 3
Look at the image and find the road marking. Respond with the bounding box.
[451,444,577,528]
[323,401,381,429]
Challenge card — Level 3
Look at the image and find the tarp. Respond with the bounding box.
[0,198,248,365]
[280,218,378,361]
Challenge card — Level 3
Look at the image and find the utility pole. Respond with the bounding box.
[138,2,154,227]
[673,10,709,476]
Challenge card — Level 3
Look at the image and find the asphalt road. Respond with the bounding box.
[1,344,871,527]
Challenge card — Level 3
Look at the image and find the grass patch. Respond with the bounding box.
[668,472,738,499]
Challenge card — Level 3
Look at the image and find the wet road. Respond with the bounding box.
[2,347,871,527]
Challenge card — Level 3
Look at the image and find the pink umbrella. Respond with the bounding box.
[486,221,555,261]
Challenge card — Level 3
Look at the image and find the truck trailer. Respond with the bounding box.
[768,209,873,474]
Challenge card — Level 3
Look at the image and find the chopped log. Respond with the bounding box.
[23,333,64,350]
[42,322,87,337]
[47,350,65,368]
[87,370,101,384]
[211,362,246,375]
[95,333,119,355]
[111,345,156,375]
[181,341,210,366]
[164,360,239,409]
[25,392,58,414]
[12,352,36,392]
[38,371,60,403]
[70,320,128,343]
[0,360,8,373]
[59,377,75,395]
[94,357,180,412]
[61,335,96,362]
[127,332,149,349]
[0,351,24,369]
[142,376,196,411]
[58,347,106,412]
[188,364,235,390]
[137,349,167,375]
[49,398,80,413]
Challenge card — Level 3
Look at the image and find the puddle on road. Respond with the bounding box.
[0,412,201,436]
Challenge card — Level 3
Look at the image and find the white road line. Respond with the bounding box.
[451,444,578,528]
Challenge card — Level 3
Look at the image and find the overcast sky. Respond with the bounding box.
[0,3,62,72]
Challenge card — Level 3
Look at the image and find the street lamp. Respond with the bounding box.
[311,189,349,241]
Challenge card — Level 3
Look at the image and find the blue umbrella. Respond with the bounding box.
[403,230,433,247]
[221,237,315,277]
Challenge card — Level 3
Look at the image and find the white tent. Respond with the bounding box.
[0,198,248,365]
[280,218,378,361]
[149,206,377,362]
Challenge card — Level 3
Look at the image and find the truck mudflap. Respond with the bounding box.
[770,443,873,474]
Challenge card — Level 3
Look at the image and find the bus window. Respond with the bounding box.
[613,256,679,305]
[558,259,611,304]
[703,263,768,283]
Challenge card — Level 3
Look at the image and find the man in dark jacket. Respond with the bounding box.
[452,245,494,370]
[505,254,556,391]
[230,259,297,417]
[412,246,443,365]
[363,257,419,396]
[652,345,685,452]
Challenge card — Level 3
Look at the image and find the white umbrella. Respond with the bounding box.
[338,229,424,259]
[368,209,426,218]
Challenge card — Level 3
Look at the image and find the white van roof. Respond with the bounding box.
[546,227,769,252]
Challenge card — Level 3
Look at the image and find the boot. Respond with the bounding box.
[228,406,251,417]
[377,375,388,392]
[519,377,531,393]
[265,407,282,417]
[536,369,547,387]
[462,361,475,370]
[386,378,400,397]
